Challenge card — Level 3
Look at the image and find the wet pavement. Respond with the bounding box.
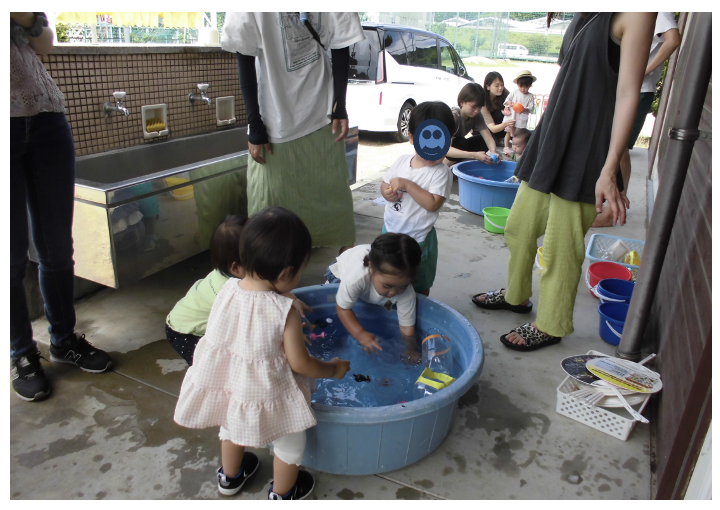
[11,150,653,500]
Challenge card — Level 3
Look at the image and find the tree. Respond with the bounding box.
[358,12,370,22]
[526,34,549,56]
[431,22,447,37]
[56,24,69,42]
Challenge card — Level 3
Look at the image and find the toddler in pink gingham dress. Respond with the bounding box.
[174,206,350,500]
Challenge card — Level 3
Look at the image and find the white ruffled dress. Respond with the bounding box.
[173,279,316,446]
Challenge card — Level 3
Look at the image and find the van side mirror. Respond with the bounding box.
[459,65,466,77]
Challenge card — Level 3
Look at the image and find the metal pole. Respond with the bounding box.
[474,12,479,56]
[504,12,509,49]
[616,13,712,361]
[454,11,459,48]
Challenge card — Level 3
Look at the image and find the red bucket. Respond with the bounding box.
[586,261,632,297]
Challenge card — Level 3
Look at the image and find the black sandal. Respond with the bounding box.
[471,289,533,314]
[500,323,562,352]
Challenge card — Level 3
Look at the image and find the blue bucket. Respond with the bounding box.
[453,160,519,216]
[598,302,629,346]
[597,278,635,304]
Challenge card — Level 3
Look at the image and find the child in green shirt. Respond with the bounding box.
[165,215,311,364]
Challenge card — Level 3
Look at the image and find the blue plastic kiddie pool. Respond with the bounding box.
[292,284,484,475]
[453,160,520,215]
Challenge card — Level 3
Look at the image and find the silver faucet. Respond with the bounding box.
[103,91,130,117]
[189,83,212,106]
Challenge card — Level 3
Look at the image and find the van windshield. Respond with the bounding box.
[349,29,381,81]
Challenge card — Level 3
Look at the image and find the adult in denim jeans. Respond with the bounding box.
[10,12,112,402]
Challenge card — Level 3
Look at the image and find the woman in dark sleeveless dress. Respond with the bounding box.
[472,12,656,351]
[480,71,514,147]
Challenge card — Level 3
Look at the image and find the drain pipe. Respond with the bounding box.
[616,13,712,361]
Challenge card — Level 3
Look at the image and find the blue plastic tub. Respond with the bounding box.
[597,278,635,304]
[598,302,629,346]
[292,284,484,475]
[452,160,519,216]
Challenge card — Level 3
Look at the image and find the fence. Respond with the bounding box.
[420,12,574,63]
[56,24,202,44]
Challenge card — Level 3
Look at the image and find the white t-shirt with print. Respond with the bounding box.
[221,12,364,143]
[641,13,679,93]
[329,245,416,327]
[382,154,453,243]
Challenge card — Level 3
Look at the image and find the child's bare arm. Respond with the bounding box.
[283,309,349,379]
[336,304,382,352]
[399,325,420,364]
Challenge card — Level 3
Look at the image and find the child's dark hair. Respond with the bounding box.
[457,83,485,107]
[239,206,312,282]
[513,128,531,144]
[210,215,248,278]
[516,76,534,88]
[363,233,422,280]
[408,101,455,138]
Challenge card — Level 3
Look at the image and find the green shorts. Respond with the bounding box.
[382,225,438,293]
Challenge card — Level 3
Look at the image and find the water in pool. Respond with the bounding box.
[305,307,460,408]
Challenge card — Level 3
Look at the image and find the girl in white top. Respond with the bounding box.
[327,233,422,362]
[174,206,350,500]
[502,70,537,155]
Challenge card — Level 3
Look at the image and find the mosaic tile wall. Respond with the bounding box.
[42,47,247,156]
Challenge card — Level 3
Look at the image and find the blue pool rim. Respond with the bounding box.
[452,160,520,189]
[294,284,484,474]
[296,284,485,424]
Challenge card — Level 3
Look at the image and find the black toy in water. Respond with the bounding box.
[353,374,371,383]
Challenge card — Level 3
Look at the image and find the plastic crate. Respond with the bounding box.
[586,234,645,270]
[555,350,651,441]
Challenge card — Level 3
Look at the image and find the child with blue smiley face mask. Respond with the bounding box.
[380,101,455,297]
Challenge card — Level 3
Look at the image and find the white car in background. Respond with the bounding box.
[497,43,529,59]
[346,24,473,142]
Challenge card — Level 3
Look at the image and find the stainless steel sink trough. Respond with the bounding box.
[29,126,359,288]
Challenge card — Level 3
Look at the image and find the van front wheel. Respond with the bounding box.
[395,102,414,143]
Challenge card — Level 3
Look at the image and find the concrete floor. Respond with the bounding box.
[11,150,654,500]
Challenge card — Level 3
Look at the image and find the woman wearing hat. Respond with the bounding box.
[471,12,656,351]
[502,70,537,155]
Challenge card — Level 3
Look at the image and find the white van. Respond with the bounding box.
[346,24,473,142]
[497,43,529,59]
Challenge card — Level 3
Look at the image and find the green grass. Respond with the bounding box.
[433,25,564,58]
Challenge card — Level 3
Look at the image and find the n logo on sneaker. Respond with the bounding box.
[65,350,82,363]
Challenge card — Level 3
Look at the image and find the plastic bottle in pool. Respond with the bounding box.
[414,331,454,399]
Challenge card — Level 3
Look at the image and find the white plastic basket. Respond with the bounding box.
[585,234,645,270]
[555,350,651,441]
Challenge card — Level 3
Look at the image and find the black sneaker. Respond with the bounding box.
[49,334,112,373]
[217,452,260,496]
[268,469,315,500]
[11,351,51,401]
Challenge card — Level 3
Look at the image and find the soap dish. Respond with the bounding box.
[142,104,169,139]
[216,96,236,126]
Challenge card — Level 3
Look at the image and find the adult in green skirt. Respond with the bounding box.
[221,12,365,249]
